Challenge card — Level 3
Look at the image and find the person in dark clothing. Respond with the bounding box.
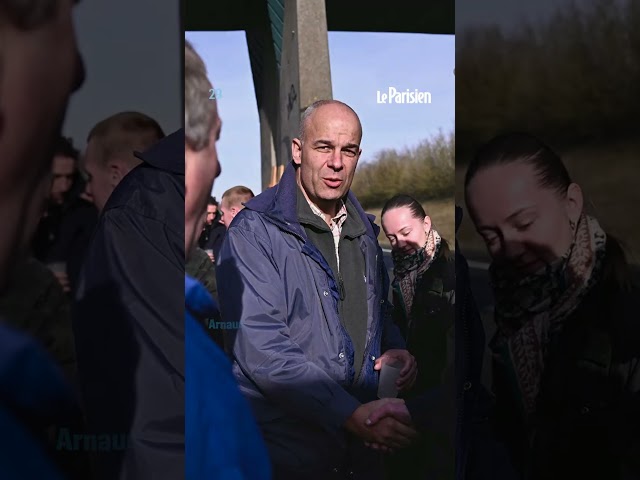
[33,136,97,296]
[198,196,226,260]
[218,185,255,230]
[50,186,98,295]
[366,206,518,480]
[0,1,86,478]
[82,111,166,213]
[464,132,640,480]
[73,129,184,480]
[375,194,455,479]
[185,246,224,349]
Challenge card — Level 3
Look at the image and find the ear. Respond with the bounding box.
[565,183,584,223]
[230,206,238,217]
[423,215,432,233]
[292,138,303,166]
[109,163,121,185]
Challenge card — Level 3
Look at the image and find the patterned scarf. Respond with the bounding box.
[489,214,607,422]
[392,229,442,318]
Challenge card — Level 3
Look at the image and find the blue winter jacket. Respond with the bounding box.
[216,162,406,471]
[185,275,271,480]
[0,322,78,479]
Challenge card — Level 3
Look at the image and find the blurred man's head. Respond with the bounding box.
[83,112,164,212]
[50,136,79,204]
[185,40,221,257]
[0,0,84,290]
[220,186,254,229]
[205,197,218,226]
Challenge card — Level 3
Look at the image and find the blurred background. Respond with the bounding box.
[64,0,182,147]
[455,0,640,387]
[456,0,640,264]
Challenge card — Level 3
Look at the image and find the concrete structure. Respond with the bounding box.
[187,0,454,190]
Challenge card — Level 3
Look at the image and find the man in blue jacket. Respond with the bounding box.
[184,39,271,479]
[0,1,85,478]
[216,99,419,480]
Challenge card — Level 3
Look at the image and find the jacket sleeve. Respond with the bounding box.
[216,223,361,433]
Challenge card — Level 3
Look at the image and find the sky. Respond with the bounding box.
[64,0,182,150]
[185,31,455,198]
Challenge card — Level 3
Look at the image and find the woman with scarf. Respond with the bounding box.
[464,132,640,480]
[380,194,455,480]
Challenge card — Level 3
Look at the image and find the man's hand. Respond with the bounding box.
[345,399,418,450]
[364,399,415,453]
[375,349,417,392]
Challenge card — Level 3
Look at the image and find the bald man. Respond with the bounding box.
[216,100,418,479]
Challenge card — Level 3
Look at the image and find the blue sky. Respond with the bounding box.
[185,31,454,198]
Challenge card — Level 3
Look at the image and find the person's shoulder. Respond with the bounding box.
[100,165,183,233]
[227,207,274,237]
[105,164,183,212]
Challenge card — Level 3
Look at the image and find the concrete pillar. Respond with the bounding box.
[277,0,333,180]
[246,24,280,191]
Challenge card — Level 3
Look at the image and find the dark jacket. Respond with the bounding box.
[33,197,98,296]
[492,238,640,480]
[216,162,405,476]
[200,220,226,259]
[452,206,519,480]
[393,242,455,394]
[185,275,271,480]
[0,257,76,384]
[73,130,184,480]
[386,242,456,479]
[186,247,223,348]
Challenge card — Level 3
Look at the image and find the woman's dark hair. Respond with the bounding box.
[466,132,634,291]
[381,194,452,257]
[381,194,426,220]
[54,136,79,162]
[464,132,572,197]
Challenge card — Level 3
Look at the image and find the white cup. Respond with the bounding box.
[47,262,67,274]
[377,358,404,398]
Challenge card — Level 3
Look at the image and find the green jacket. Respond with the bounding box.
[0,257,76,385]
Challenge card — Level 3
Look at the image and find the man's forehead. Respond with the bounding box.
[52,155,75,169]
[307,105,361,140]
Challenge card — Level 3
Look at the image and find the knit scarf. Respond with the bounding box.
[392,228,442,318]
[489,214,607,422]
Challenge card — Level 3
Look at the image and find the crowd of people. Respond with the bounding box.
[1,2,638,479]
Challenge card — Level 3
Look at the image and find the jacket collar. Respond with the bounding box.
[244,161,379,241]
[134,129,185,176]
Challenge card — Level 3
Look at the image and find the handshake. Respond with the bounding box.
[345,349,419,453]
[345,398,418,453]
